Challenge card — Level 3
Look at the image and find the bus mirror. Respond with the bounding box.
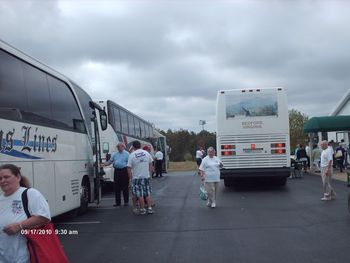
[99,110,108,130]
[103,142,109,154]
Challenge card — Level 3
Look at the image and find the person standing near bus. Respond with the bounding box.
[127,140,154,215]
[320,140,336,201]
[199,147,223,208]
[196,147,205,175]
[155,148,164,178]
[101,142,130,207]
[0,164,51,263]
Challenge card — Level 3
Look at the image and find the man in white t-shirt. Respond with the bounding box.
[320,140,336,201]
[154,149,164,178]
[127,140,154,215]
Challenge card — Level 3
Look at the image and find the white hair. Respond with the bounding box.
[117,142,126,148]
[207,146,215,153]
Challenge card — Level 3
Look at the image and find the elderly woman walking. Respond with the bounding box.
[199,147,223,208]
[0,164,51,263]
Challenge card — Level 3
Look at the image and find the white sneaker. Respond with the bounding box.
[211,202,216,208]
[321,197,331,201]
[206,201,211,207]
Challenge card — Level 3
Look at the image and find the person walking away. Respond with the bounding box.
[155,148,164,178]
[199,147,223,208]
[101,142,130,207]
[339,139,349,169]
[329,140,337,168]
[320,140,336,201]
[127,140,154,215]
[311,144,322,172]
[0,164,51,263]
[196,147,204,167]
[335,144,345,173]
[305,144,311,168]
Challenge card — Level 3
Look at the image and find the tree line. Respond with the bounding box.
[161,109,308,162]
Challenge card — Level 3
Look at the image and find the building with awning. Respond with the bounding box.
[304,89,350,144]
[303,90,350,171]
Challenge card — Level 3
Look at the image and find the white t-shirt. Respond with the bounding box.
[127,149,153,179]
[155,151,164,161]
[321,147,333,168]
[199,156,222,182]
[0,187,51,263]
[196,150,203,159]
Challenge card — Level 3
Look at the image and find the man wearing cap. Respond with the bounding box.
[101,142,130,207]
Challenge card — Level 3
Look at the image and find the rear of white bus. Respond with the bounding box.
[216,88,290,186]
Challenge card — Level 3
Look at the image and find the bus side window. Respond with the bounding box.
[0,49,26,121]
[22,62,53,123]
[48,75,85,132]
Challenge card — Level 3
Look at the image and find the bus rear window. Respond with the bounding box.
[225,92,278,118]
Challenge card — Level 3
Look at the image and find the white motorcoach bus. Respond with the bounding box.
[95,100,169,185]
[0,40,107,216]
[216,87,290,186]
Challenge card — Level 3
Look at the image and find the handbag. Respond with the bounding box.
[199,182,208,201]
[21,189,69,263]
[335,150,343,159]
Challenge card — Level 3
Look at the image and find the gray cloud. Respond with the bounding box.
[1,0,349,132]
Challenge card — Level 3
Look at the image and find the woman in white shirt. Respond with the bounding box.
[0,164,51,263]
[199,147,223,208]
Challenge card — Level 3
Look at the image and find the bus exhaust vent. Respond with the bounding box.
[71,179,79,195]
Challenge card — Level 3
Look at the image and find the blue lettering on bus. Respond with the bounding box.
[0,126,58,159]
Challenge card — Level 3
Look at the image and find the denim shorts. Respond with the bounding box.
[131,178,152,197]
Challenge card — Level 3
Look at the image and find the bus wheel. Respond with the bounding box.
[276,177,287,186]
[224,179,233,187]
[78,179,89,215]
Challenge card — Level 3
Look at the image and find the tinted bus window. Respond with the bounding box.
[72,83,92,137]
[120,110,129,134]
[0,49,26,120]
[128,115,136,137]
[48,75,85,132]
[23,62,53,124]
[141,121,146,139]
[112,107,122,132]
[135,118,141,138]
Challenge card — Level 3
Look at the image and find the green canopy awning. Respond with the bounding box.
[304,115,350,133]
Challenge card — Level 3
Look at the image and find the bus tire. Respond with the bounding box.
[276,177,287,186]
[224,179,233,187]
[78,178,90,215]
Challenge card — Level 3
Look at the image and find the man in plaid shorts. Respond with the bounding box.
[127,140,154,215]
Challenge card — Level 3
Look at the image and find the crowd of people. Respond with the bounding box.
[295,139,349,174]
[293,139,349,201]
[101,140,165,215]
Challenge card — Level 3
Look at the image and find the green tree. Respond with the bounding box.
[164,129,216,162]
[289,109,309,153]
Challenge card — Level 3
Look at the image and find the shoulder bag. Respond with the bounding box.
[21,189,69,263]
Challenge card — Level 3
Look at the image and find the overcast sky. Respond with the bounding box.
[1,0,349,132]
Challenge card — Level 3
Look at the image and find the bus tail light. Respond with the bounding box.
[221,144,235,150]
[271,143,286,148]
[221,151,236,156]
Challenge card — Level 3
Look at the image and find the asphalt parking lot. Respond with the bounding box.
[55,171,350,263]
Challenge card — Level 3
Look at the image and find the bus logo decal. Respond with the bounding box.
[0,126,58,159]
